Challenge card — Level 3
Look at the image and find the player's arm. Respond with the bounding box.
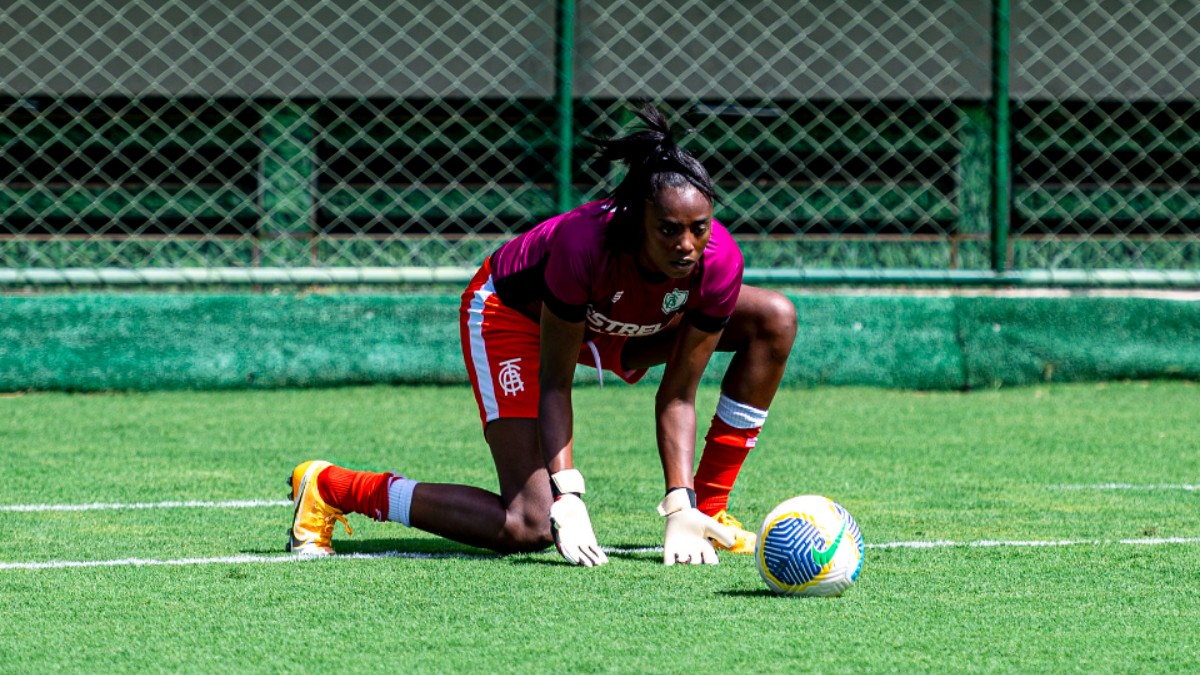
[539,305,607,566]
[654,320,736,565]
[655,320,720,489]
[538,304,584,473]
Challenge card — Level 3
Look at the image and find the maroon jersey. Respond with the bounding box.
[489,201,743,336]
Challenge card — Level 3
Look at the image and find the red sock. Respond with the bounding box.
[694,417,760,516]
[317,465,393,522]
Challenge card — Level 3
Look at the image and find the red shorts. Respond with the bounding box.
[460,258,648,426]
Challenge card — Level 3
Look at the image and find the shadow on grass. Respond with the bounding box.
[716,588,779,598]
[246,538,666,566]
[502,550,659,567]
[502,555,575,567]
[503,548,677,566]
[241,537,496,558]
[332,537,488,555]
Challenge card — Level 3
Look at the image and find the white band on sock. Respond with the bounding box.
[387,477,419,527]
[715,393,768,429]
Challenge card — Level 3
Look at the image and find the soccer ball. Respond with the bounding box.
[756,495,864,597]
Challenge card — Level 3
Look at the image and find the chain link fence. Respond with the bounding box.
[1012,1,1200,275]
[1,0,1198,286]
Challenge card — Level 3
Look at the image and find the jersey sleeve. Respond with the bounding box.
[541,211,601,322]
[685,222,743,332]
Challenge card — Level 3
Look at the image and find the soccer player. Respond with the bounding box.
[288,105,797,566]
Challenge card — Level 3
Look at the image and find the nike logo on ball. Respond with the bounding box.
[810,519,848,567]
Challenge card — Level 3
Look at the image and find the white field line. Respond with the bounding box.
[1054,484,1200,491]
[0,499,293,512]
[0,551,492,570]
[3,497,1199,571]
[868,537,1200,549]
[4,538,1200,571]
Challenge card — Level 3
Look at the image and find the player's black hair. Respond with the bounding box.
[588,104,715,254]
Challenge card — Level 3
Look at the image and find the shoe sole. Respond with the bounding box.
[285,463,332,555]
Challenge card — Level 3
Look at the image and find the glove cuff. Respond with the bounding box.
[550,469,586,496]
[656,487,697,516]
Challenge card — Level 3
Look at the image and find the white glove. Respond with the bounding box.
[658,488,736,566]
[548,469,608,567]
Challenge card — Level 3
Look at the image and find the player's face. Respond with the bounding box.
[639,185,713,279]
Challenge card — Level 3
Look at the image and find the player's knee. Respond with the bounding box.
[499,509,554,553]
[756,291,798,354]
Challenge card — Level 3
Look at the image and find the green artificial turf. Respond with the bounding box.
[2,382,1199,672]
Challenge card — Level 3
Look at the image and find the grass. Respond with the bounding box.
[2,381,1199,672]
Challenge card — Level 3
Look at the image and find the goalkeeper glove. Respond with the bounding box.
[548,469,608,567]
[657,487,736,566]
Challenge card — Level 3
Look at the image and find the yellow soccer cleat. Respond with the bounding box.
[710,509,757,554]
[287,460,353,556]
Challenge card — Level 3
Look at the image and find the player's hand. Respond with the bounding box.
[548,470,608,567]
[658,488,736,566]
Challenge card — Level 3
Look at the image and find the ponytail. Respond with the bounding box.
[588,104,715,253]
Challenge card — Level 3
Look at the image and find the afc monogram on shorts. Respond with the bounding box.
[497,357,525,396]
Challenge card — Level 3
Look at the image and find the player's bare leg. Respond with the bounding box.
[290,419,553,555]
[407,418,553,553]
[711,286,797,411]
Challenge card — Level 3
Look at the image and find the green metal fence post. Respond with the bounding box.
[259,100,317,266]
[555,0,577,213]
[957,105,993,270]
[991,0,1012,273]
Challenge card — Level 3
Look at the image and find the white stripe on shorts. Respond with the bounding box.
[468,274,501,421]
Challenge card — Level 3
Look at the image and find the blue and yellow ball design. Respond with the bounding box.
[756,495,864,597]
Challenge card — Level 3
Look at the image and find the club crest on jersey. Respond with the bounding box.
[661,289,688,314]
